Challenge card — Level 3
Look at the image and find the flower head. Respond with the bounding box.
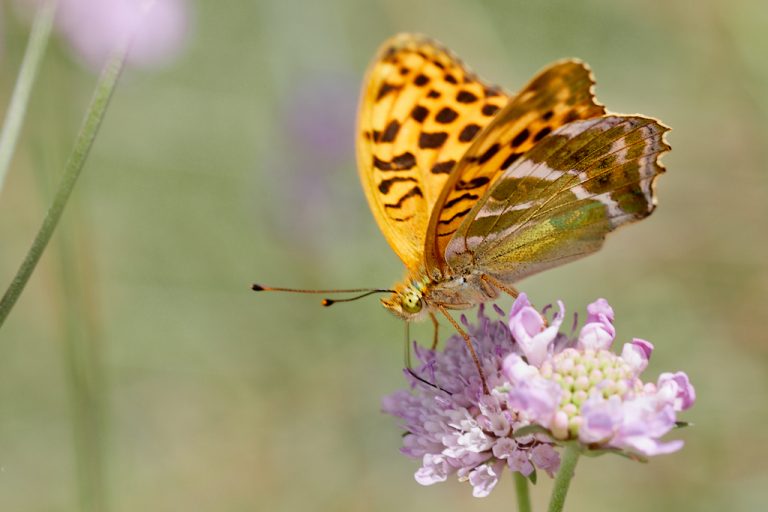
[382,305,560,498]
[383,295,695,497]
[18,0,190,70]
[504,295,695,458]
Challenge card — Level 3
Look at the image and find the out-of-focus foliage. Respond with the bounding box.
[0,0,766,510]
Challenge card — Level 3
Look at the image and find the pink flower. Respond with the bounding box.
[383,296,695,497]
[382,305,559,498]
[657,372,696,411]
[502,296,695,458]
[578,297,616,350]
[508,293,564,366]
[18,0,190,70]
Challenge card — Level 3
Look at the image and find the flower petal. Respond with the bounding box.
[621,339,654,375]
[658,372,696,411]
[587,298,614,323]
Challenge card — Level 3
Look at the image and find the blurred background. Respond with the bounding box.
[0,0,766,510]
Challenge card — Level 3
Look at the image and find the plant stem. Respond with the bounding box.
[0,0,58,195]
[0,46,128,330]
[514,472,532,512]
[547,445,580,512]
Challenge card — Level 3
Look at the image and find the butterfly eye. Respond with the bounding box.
[401,292,423,314]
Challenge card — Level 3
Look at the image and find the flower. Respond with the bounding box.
[383,295,695,497]
[503,294,695,458]
[381,305,560,498]
[17,0,190,70]
[267,71,358,246]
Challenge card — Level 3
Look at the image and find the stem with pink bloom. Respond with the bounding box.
[547,445,580,512]
[0,46,128,329]
[514,472,532,512]
[0,0,58,196]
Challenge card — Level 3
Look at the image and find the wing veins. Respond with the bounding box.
[488,174,659,261]
[472,119,663,254]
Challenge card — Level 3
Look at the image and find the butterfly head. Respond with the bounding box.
[381,278,430,321]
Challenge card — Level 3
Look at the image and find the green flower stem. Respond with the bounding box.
[0,46,128,330]
[0,0,58,195]
[547,445,580,512]
[514,472,532,512]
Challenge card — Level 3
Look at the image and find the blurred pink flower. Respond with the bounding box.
[18,0,190,70]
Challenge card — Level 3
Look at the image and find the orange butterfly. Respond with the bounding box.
[256,34,669,392]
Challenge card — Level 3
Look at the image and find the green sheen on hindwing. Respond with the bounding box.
[442,115,669,281]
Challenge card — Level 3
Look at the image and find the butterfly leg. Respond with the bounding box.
[403,319,451,393]
[430,312,440,350]
[437,306,489,395]
[480,274,519,299]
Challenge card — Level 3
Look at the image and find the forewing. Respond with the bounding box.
[425,60,606,272]
[444,115,670,281]
[357,33,508,270]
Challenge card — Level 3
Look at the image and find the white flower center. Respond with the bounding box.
[539,348,640,438]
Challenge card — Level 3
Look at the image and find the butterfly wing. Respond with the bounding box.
[424,60,606,272]
[356,33,508,270]
[441,115,670,281]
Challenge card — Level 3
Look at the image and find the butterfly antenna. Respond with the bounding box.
[251,283,394,307]
[320,290,392,307]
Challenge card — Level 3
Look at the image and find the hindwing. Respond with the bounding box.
[442,115,670,281]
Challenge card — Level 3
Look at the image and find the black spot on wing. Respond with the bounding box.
[456,176,491,190]
[456,90,478,103]
[380,120,401,143]
[438,208,471,225]
[459,124,481,143]
[511,129,529,148]
[411,105,429,123]
[500,152,522,170]
[373,152,416,171]
[384,185,424,210]
[482,104,500,116]
[444,192,479,209]
[378,176,417,193]
[427,90,441,99]
[431,160,456,174]
[414,74,430,86]
[435,107,459,124]
[419,132,449,149]
[478,143,501,164]
[533,126,552,142]
[392,152,417,169]
[377,82,400,101]
[444,73,458,84]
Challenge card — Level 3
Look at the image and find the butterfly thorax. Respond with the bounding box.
[381,269,498,321]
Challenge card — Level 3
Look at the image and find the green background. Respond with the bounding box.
[1,0,767,510]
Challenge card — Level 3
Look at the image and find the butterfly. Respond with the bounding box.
[256,33,669,391]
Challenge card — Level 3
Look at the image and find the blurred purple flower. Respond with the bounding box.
[267,72,358,246]
[18,0,190,70]
[382,305,560,498]
[281,73,357,165]
[504,294,695,458]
